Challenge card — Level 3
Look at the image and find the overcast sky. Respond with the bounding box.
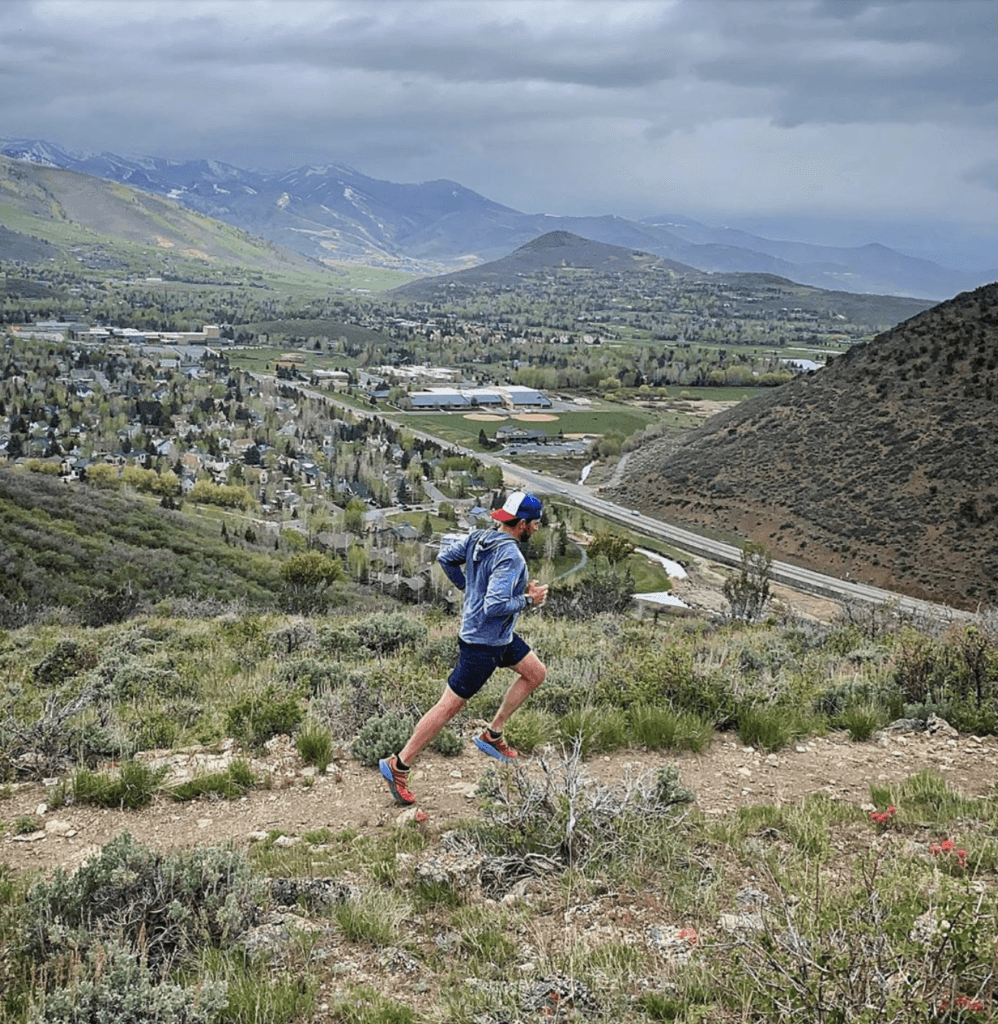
[3,0,997,266]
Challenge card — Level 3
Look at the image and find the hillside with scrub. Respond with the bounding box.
[3,587,998,1023]
[610,282,998,611]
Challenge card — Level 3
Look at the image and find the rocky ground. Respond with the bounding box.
[4,666,992,1021]
[2,712,991,878]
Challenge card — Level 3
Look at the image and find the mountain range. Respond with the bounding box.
[3,138,995,301]
[0,154,318,277]
[608,282,998,612]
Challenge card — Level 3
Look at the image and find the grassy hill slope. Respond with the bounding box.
[0,469,284,623]
[609,283,998,610]
[3,575,998,1022]
[0,155,321,275]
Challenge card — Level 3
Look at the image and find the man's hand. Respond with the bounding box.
[527,579,548,606]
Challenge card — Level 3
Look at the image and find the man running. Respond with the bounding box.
[380,491,549,805]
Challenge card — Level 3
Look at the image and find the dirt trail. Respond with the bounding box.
[3,723,992,877]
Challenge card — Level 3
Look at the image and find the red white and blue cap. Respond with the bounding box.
[490,491,543,523]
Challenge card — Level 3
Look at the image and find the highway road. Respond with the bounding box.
[482,455,973,626]
[272,380,972,625]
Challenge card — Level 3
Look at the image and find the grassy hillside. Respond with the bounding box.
[390,232,934,329]
[2,592,998,1022]
[0,155,323,277]
[0,468,285,622]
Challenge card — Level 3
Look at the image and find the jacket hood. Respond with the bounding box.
[471,528,518,562]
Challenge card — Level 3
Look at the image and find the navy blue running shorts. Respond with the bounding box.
[447,634,532,700]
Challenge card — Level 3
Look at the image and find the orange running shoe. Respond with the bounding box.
[379,756,416,805]
[474,730,519,763]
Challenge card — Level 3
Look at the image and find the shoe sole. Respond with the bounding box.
[379,758,415,805]
[474,737,517,764]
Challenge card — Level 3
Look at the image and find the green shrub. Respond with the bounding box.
[14,814,41,835]
[636,992,686,1021]
[418,633,458,674]
[133,710,181,752]
[889,625,998,732]
[71,759,167,810]
[505,708,555,754]
[28,942,228,1024]
[31,640,97,688]
[309,670,383,740]
[630,703,714,752]
[737,705,811,753]
[108,657,185,700]
[219,615,271,657]
[896,770,979,822]
[197,947,317,1024]
[316,625,362,657]
[333,889,411,946]
[621,648,740,728]
[295,723,334,773]
[453,905,521,976]
[278,657,338,695]
[835,705,886,742]
[813,680,874,717]
[412,876,465,910]
[81,583,140,627]
[278,553,344,614]
[350,712,414,767]
[556,707,628,756]
[351,612,427,656]
[225,685,305,750]
[170,760,255,802]
[430,726,463,757]
[329,986,418,1024]
[22,833,265,969]
[607,646,698,707]
[723,543,772,623]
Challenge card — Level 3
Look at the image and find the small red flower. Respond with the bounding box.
[940,995,985,1013]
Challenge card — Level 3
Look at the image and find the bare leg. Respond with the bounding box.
[488,651,546,734]
[399,685,466,766]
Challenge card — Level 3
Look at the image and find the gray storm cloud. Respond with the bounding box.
[2,0,997,255]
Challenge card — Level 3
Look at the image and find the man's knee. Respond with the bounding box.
[524,659,546,690]
[438,687,467,718]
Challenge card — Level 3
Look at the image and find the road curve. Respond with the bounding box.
[486,457,973,626]
[269,381,971,626]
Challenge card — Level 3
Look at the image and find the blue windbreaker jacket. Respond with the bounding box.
[438,529,529,646]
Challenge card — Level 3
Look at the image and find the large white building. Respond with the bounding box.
[403,384,551,411]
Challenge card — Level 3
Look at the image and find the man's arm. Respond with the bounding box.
[437,534,472,590]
